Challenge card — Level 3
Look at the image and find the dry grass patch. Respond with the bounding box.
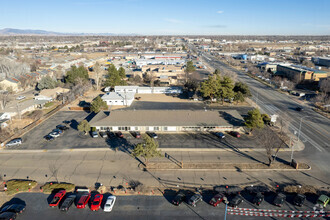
[42,182,75,193]
[5,179,37,195]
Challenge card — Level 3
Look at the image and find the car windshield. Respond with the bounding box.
[93,201,99,205]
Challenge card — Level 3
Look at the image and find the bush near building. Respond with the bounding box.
[42,182,75,193]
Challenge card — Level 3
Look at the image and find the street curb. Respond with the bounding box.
[145,167,311,172]
[0,145,305,153]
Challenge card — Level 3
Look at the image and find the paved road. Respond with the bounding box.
[0,150,327,189]
[6,192,327,220]
[193,47,330,185]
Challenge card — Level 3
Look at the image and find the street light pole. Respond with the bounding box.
[297,116,310,143]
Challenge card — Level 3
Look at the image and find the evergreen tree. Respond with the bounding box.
[104,64,127,87]
[245,108,264,131]
[90,96,108,113]
[132,135,162,164]
[65,66,89,84]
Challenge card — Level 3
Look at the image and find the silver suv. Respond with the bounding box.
[6,138,22,147]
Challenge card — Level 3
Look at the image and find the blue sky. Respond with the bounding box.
[0,0,329,35]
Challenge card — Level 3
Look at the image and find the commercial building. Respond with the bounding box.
[89,110,244,132]
[312,57,330,67]
[114,86,182,94]
[277,64,328,82]
[101,92,135,106]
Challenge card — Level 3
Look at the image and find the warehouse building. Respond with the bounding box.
[312,57,330,67]
[101,92,135,106]
[114,86,182,94]
[89,110,244,132]
[277,64,328,82]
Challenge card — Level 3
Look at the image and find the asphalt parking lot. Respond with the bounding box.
[5,191,328,220]
[10,109,259,150]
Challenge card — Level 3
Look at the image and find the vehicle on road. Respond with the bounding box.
[229,131,241,138]
[187,193,203,207]
[56,125,69,131]
[214,132,225,139]
[116,131,123,138]
[295,107,303,111]
[146,131,158,139]
[0,204,25,214]
[60,195,76,212]
[49,131,60,138]
[293,194,306,207]
[252,192,264,206]
[76,193,91,209]
[90,194,103,211]
[0,212,17,220]
[91,131,98,138]
[16,96,25,100]
[317,195,329,208]
[104,195,116,212]
[229,194,243,208]
[99,132,107,138]
[5,138,22,147]
[52,129,63,134]
[172,191,186,206]
[49,190,66,207]
[273,193,286,207]
[209,193,226,207]
[44,135,54,141]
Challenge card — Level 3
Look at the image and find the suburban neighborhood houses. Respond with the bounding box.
[0,1,330,218]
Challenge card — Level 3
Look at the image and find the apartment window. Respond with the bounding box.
[145,127,149,131]
[163,127,168,131]
[135,127,138,131]
[154,127,159,131]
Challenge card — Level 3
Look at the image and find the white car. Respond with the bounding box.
[16,95,26,100]
[49,131,60,138]
[104,195,116,212]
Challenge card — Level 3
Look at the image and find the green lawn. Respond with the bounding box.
[5,179,38,195]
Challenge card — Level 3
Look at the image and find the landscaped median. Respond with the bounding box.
[4,179,38,195]
[144,162,311,171]
[41,182,75,193]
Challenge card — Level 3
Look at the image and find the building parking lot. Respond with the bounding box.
[6,190,328,220]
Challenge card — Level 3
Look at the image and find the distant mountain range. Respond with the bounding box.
[0,28,131,36]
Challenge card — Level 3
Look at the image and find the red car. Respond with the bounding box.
[76,193,91,209]
[230,131,241,138]
[49,190,66,207]
[90,194,103,211]
[116,131,123,138]
[209,193,226,207]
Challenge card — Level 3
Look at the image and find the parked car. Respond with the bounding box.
[252,192,264,206]
[104,195,116,212]
[295,107,303,111]
[5,138,22,147]
[52,129,63,134]
[60,195,76,212]
[293,194,306,207]
[229,194,243,208]
[215,132,225,139]
[209,193,226,207]
[0,212,17,220]
[99,132,107,138]
[16,96,25,100]
[49,131,60,138]
[91,131,98,138]
[229,131,241,138]
[44,135,54,141]
[172,191,186,206]
[316,194,330,208]
[273,193,286,207]
[49,190,66,207]
[146,131,158,139]
[76,193,91,209]
[90,194,103,211]
[107,132,116,139]
[116,131,123,138]
[56,125,69,131]
[187,193,203,207]
[0,204,25,214]
[134,131,141,139]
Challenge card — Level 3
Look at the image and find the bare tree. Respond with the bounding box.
[0,91,12,110]
[93,62,102,91]
[319,78,330,94]
[256,127,285,166]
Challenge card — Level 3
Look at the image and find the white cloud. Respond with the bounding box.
[217,10,224,14]
[164,18,183,24]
